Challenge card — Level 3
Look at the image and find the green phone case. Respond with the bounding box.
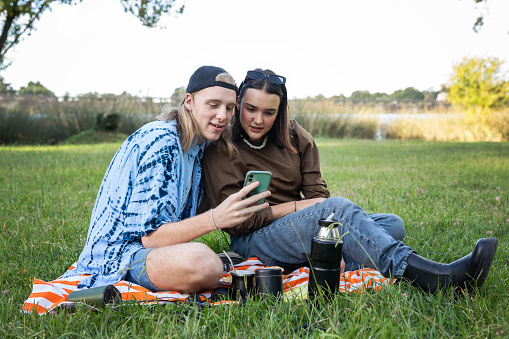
[243,170,272,205]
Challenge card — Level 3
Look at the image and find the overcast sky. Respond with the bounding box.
[3,0,509,99]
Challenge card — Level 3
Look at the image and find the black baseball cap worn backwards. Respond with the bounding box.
[186,66,238,95]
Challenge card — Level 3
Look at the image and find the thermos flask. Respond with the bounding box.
[67,285,120,308]
[308,213,343,299]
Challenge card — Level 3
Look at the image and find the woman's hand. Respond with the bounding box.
[211,181,271,229]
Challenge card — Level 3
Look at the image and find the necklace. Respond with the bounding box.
[242,135,268,150]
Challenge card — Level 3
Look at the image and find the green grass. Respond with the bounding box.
[1,140,508,338]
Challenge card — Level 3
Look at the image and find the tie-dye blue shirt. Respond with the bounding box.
[63,120,206,288]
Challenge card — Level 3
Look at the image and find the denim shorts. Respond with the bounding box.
[124,247,161,292]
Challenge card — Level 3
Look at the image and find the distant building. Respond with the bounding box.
[436,92,448,102]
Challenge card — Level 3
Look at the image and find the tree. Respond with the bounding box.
[473,0,487,33]
[350,90,371,102]
[371,92,389,101]
[389,87,425,102]
[472,0,508,34]
[331,94,346,103]
[447,56,509,116]
[170,86,185,106]
[422,88,439,102]
[0,75,14,94]
[0,0,184,69]
[18,80,55,96]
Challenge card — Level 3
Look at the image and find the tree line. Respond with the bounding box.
[0,74,444,103]
[1,56,508,117]
[0,79,444,107]
[312,87,440,104]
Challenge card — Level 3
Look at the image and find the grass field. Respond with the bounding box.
[1,139,508,337]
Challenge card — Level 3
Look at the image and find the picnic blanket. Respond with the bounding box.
[22,257,394,315]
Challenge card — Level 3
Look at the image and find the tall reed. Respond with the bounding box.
[386,113,509,141]
[289,98,455,115]
[1,96,507,144]
[293,113,378,139]
[0,96,160,145]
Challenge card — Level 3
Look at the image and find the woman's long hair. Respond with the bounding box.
[157,73,236,156]
[232,68,296,153]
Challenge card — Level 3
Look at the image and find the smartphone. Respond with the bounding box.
[243,170,272,205]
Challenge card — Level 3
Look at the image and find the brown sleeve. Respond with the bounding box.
[293,122,330,199]
[201,144,274,236]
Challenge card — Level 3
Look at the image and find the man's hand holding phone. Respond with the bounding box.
[211,180,271,230]
[243,171,272,206]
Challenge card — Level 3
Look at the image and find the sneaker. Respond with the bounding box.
[217,251,245,273]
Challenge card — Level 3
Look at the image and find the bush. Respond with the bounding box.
[95,113,121,132]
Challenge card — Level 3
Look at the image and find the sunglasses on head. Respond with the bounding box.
[245,70,286,85]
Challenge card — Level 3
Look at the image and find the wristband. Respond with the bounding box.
[210,209,219,231]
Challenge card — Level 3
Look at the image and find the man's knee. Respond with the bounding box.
[174,242,222,277]
[145,243,222,292]
[187,243,223,280]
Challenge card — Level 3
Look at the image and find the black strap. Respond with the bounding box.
[214,81,239,94]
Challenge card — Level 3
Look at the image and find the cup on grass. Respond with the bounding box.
[255,268,283,300]
[231,270,255,301]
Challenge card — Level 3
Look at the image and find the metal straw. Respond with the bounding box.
[223,250,236,274]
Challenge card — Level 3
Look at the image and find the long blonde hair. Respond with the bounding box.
[157,73,236,156]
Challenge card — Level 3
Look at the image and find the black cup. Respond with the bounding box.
[255,268,283,300]
[231,271,255,301]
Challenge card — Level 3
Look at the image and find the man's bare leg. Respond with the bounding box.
[144,242,223,293]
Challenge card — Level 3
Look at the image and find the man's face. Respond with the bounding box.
[184,86,236,143]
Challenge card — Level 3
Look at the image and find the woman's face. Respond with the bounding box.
[185,86,236,143]
[239,88,281,142]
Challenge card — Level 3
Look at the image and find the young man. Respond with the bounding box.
[63,66,271,293]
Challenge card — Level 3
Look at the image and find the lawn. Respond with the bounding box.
[0,139,508,338]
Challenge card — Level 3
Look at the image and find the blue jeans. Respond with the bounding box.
[231,197,413,277]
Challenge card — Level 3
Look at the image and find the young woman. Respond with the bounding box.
[201,68,498,293]
[63,66,271,293]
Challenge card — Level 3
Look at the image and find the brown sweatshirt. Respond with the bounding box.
[201,121,329,236]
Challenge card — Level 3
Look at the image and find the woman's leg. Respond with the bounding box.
[342,212,406,271]
[231,197,414,277]
[231,197,498,293]
[368,213,406,241]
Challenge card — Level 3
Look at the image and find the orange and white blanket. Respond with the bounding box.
[22,257,394,315]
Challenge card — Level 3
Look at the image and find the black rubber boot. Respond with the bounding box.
[403,238,498,293]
